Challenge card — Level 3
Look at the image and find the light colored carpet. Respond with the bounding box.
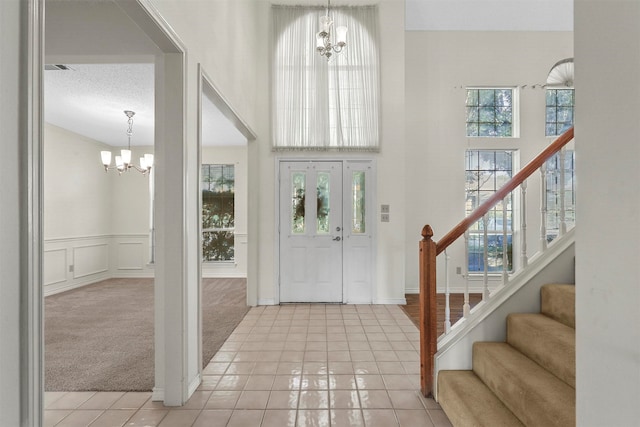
[45,277,248,391]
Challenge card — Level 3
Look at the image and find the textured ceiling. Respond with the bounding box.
[44,63,246,147]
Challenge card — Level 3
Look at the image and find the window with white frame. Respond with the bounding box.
[272,6,380,151]
[202,164,235,262]
[465,150,514,273]
[545,88,574,137]
[466,88,517,138]
[544,150,575,240]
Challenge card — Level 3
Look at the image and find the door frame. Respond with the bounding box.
[274,156,377,305]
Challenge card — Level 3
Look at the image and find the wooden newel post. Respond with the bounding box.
[419,224,437,397]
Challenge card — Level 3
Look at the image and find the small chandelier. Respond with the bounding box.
[100,110,153,175]
[316,0,347,60]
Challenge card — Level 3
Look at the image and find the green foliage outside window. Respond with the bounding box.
[202,164,235,261]
[466,88,514,137]
[546,89,574,136]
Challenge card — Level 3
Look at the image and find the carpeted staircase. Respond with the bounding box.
[438,284,575,426]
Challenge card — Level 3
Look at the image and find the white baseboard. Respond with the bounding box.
[44,272,111,297]
[152,387,164,402]
[405,287,419,294]
[188,374,201,398]
[375,298,407,305]
[257,298,276,305]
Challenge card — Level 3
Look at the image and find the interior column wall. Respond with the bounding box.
[574,0,640,424]
[0,0,44,425]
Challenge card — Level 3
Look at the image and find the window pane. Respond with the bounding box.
[467,234,512,273]
[465,150,514,273]
[544,150,576,237]
[466,107,478,122]
[203,231,235,262]
[202,164,235,261]
[352,171,366,233]
[479,107,495,123]
[317,172,330,234]
[479,90,495,106]
[546,89,574,136]
[292,172,306,234]
[466,89,479,106]
[466,88,515,137]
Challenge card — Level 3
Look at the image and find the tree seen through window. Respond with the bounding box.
[202,164,235,261]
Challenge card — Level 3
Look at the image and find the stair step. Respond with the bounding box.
[507,313,575,388]
[438,370,524,427]
[541,284,575,328]
[473,342,575,427]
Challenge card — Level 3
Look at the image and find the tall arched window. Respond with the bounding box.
[272,5,380,151]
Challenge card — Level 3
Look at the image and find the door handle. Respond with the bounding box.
[333,236,341,241]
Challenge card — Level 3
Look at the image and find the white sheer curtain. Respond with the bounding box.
[272,5,380,151]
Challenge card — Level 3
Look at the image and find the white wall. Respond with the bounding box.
[575,1,640,424]
[201,146,248,278]
[404,31,573,293]
[43,123,153,295]
[250,0,407,305]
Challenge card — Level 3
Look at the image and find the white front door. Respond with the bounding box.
[279,161,343,302]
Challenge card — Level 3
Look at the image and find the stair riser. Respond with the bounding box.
[473,342,576,427]
[541,284,575,328]
[438,370,524,427]
[507,314,575,388]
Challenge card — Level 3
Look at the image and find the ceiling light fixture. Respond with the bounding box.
[316,0,347,60]
[100,110,153,175]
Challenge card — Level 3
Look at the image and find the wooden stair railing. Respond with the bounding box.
[419,127,574,397]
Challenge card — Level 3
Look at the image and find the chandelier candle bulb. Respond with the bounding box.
[101,151,112,168]
[121,149,132,165]
[144,153,154,168]
[335,26,347,46]
[320,15,332,34]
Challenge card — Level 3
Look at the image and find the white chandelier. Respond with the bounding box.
[316,0,347,60]
[100,110,153,175]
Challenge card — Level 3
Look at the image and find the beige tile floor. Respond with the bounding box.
[45,304,452,427]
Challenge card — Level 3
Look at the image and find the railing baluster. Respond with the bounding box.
[463,230,470,317]
[482,214,489,300]
[502,195,509,285]
[444,249,451,333]
[520,180,528,268]
[540,163,548,251]
[559,147,567,236]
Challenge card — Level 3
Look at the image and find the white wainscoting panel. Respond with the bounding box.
[117,242,144,270]
[44,248,67,287]
[73,244,109,279]
[111,234,154,278]
[44,236,111,295]
[44,234,154,296]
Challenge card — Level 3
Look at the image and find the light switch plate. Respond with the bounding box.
[381,204,390,214]
[381,213,390,222]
